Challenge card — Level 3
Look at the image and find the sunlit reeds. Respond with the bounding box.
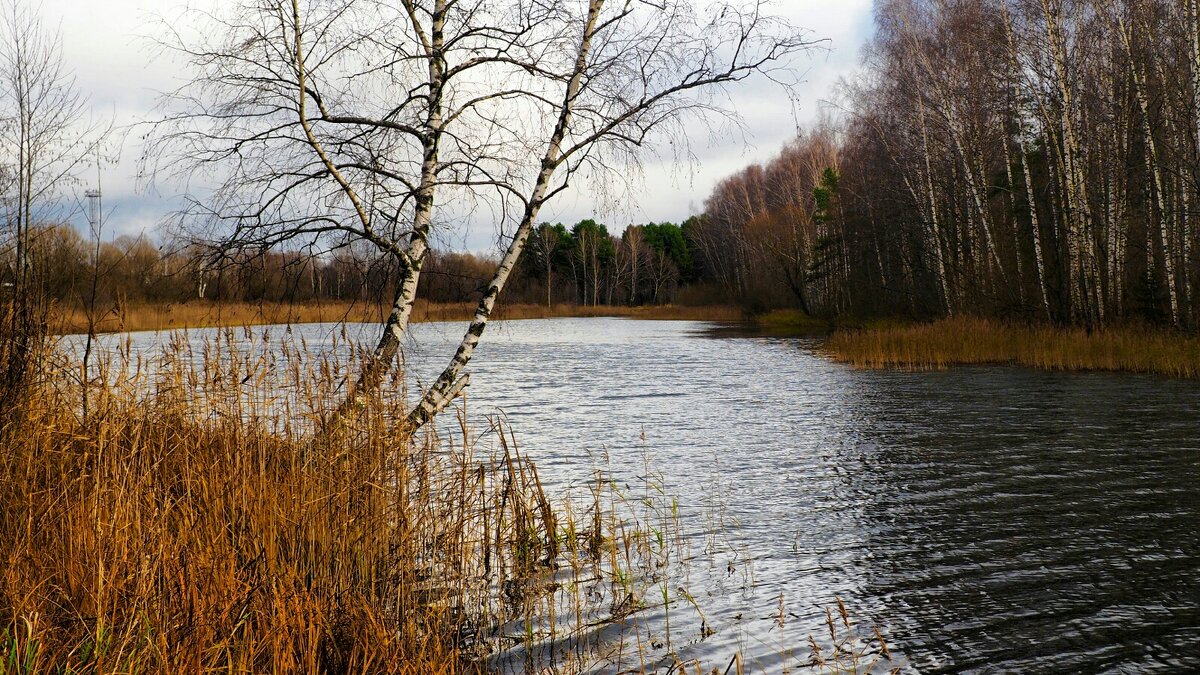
[51,301,744,335]
[0,323,761,673]
[2,333,540,671]
[825,316,1200,378]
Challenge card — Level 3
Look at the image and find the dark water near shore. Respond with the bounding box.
[85,318,1200,672]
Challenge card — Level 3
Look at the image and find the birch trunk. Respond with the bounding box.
[1189,0,1200,200]
[1150,54,1192,317]
[1018,134,1052,320]
[919,101,954,315]
[1119,13,1180,325]
[1106,88,1127,317]
[408,0,605,428]
[1191,0,1200,323]
[1002,5,1052,318]
[1002,126,1025,305]
[319,0,447,426]
[1042,0,1098,325]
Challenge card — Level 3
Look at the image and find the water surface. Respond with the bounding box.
[90,318,1200,672]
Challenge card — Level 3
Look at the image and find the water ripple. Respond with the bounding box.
[81,318,1200,672]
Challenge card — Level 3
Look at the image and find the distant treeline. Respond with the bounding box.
[699,0,1200,329]
[15,1,1200,328]
[0,219,725,310]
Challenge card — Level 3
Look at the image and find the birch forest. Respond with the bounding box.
[700,0,1200,329]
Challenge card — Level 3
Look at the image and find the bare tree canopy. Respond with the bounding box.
[0,0,104,293]
[0,0,108,402]
[693,0,1200,333]
[147,0,813,429]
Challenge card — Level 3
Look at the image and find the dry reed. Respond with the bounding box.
[4,311,891,673]
[826,316,1200,378]
[2,330,556,672]
[0,322,743,673]
[51,301,744,336]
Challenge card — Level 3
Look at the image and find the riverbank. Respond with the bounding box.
[52,300,745,335]
[749,308,840,335]
[825,316,1200,378]
[2,319,720,673]
[57,302,1200,380]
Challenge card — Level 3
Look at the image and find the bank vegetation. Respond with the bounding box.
[702,0,1200,332]
[0,306,730,673]
[49,298,742,335]
[687,0,1200,373]
[826,316,1200,378]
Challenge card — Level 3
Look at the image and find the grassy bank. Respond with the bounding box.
[4,302,899,672]
[825,316,1200,378]
[750,309,839,335]
[52,301,744,335]
[1,321,704,673]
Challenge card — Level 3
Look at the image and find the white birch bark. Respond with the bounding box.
[1002,5,1053,319]
[1118,12,1180,325]
[1042,0,1099,324]
[906,34,1008,297]
[311,0,448,425]
[408,0,606,427]
[919,101,954,314]
[1017,134,1053,320]
[1187,0,1200,208]
[1002,123,1025,304]
[1147,40,1193,315]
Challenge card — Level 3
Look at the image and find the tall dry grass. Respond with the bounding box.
[826,316,1200,378]
[51,301,744,335]
[3,315,894,673]
[6,322,824,674]
[1,324,685,673]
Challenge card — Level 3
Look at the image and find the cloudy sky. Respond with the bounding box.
[39,0,875,251]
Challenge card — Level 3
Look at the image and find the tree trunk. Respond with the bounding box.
[408,0,606,428]
[1120,13,1179,326]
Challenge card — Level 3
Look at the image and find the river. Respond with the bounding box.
[86,317,1200,673]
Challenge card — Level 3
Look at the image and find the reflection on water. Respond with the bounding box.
[852,369,1200,672]
[79,318,1200,672]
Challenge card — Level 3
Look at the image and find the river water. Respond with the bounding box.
[90,318,1200,672]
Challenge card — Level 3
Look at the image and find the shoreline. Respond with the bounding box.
[51,300,746,335]
[823,316,1200,379]
[54,304,1200,380]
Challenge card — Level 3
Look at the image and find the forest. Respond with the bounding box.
[2,218,707,313]
[12,0,1200,334]
[703,0,1200,329]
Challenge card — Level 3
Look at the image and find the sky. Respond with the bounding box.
[39,0,875,252]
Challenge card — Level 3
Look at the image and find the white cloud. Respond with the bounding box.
[37,0,874,251]
[550,0,873,236]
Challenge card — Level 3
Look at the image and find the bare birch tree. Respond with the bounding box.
[0,0,101,295]
[0,0,105,401]
[149,0,811,429]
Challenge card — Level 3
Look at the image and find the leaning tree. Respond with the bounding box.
[149,0,811,430]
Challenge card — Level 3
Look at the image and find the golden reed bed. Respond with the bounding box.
[825,316,1200,379]
[52,301,744,335]
[0,321,694,673]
